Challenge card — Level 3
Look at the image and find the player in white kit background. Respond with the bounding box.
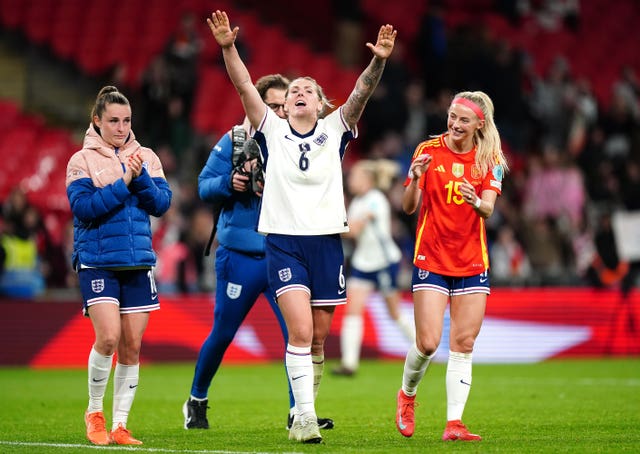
[333,159,415,377]
[208,9,396,443]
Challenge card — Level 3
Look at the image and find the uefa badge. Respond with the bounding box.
[278,267,292,283]
[418,269,429,280]
[91,279,105,293]
[452,163,464,178]
[226,283,242,299]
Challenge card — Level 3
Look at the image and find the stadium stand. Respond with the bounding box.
[1,0,639,291]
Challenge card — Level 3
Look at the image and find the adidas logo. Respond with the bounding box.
[435,164,445,172]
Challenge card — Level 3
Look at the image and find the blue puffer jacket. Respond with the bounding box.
[198,129,265,255]
[66,125,172,269]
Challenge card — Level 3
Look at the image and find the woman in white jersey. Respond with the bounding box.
[208,10,396,444]
[333,159,414,377]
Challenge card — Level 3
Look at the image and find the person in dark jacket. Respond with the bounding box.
[182,74,333,432]
[66,86,172,446]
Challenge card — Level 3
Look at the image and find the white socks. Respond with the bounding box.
[402,343,433,396]
[112,363,139,429]
[87,347,113,413]
[340,314,363,370]
[446,351,473,421]
[312,354,324,401]
[395,314,416,343]
[286,344,315,419]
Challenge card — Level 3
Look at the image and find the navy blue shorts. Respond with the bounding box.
[349,262,400,293]
[78,267,160,316]
[411,267,490,296]
[265,234,347,306]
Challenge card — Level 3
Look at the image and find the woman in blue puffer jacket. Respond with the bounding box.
[65,85,172,446]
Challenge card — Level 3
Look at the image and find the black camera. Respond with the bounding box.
[232,135,264,193]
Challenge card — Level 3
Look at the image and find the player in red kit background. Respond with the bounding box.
[395,91,508,442]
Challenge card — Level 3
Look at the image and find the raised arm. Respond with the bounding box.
[342,24,397,129]
[207,10,265,129]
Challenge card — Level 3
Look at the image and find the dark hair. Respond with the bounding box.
[255,74,290,100]
[90,86,130,123]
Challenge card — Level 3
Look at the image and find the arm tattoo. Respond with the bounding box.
[343,57,386,127]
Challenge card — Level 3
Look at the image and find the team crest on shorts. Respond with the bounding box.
[418,269,429,280]
[91,279,105,293]
[278,267,292,282]
[226,283,242,299]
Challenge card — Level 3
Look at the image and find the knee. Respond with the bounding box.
[287,326,313,346]
[95,332,119,356]
[451,333,476,353]
[310,338,325,356]
[415,333,439,357]
[118,339,143,364]
[208,327,236,347]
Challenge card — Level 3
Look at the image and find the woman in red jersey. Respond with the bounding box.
[395,91,508,441]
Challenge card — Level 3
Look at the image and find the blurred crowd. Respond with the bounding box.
[1,1,639,298]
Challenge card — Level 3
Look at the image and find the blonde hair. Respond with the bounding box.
[287,76,335,118]
[452,90,509,176]
[353,159,400,192]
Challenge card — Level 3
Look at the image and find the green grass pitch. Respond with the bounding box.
[0,358,638,453]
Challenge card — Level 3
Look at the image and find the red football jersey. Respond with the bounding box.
[404,135,503,276]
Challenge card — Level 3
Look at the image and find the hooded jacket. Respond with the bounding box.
[65,125,172,269]
[198,129,265,255]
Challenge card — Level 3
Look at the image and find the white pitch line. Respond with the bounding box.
[0,441,303,454]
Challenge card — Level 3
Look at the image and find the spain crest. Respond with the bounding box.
[471,164,482,180]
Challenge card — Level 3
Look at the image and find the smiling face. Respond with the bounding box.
[94,103,132,148]
[285,77,323,119]
[447,102,484,147]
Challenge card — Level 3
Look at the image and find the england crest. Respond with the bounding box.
[226,282,242,299]
[278,267,292,282]
[91,279,105,293]
[418,269,429,280]
[313,133,328,146]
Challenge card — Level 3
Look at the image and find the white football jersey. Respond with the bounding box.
[255,106,356,235]
[349,188,402,271]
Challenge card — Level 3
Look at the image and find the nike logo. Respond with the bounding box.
[92,377,107,382]
[291,375,306,381]
[129,384,138,389]
[95,169,107,176]
[338,288,346,295]
[284,134,295,142]
[398,416,407,430]
[479,277,488,283]
[460,379,471,386]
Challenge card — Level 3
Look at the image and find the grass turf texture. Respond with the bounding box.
[0,359,638,453]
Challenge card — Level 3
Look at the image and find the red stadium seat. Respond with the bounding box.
[24,1,55,45]
[0,0,25,29]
